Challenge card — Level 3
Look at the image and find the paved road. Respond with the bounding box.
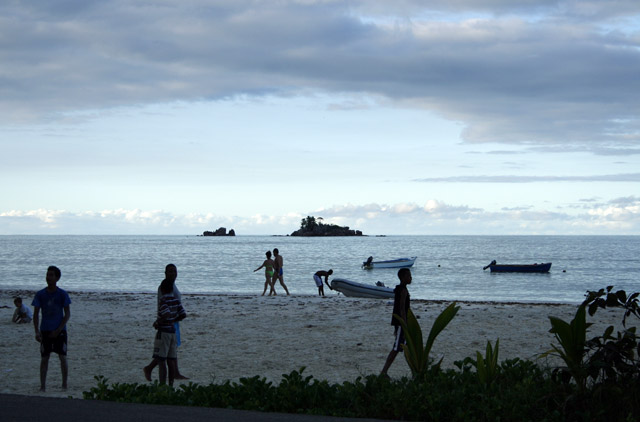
[1,393,392,422]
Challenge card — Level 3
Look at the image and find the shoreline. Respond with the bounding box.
[1,287,584,306]
[0,288,627,399]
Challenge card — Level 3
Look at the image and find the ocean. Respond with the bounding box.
[0,235,638,304]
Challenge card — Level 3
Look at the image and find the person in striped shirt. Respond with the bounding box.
[147,278,186,385]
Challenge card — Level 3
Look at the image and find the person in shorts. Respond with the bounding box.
[272,248,290,295]
[313,269,333,297]
[381,267,412,376]
[146,277,186,385]
[32,266,71,391]
[143,264,189,381]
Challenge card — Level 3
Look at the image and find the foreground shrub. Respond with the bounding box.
[84,361,640,421]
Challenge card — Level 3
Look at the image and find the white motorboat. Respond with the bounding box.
[362,256,417,269]
[330,278,394,299]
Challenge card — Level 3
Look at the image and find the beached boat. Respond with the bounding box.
[330,278,395,299]
[362,256,417,269]
[483,260,552,273]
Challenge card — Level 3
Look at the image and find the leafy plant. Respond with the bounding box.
[541,304,591,390]
[583,285,640,326]
[581,286,640,384]
[457,339,500,386]
[476,339,500,386]
[394,302,459,378]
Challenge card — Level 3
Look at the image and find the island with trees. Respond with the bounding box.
[290,216,363,236]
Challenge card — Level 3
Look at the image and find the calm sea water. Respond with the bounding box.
[0,235,638,304]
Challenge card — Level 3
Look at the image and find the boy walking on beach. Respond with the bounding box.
[32,266,71,391]
[146,278,186,386]
[381,267,412,376]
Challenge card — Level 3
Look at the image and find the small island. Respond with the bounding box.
[201,227,236,236]
[290,216,363,236]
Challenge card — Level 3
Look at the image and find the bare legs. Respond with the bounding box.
[261,275,277,296]
[143,360,154,381]
[60,356,68,389]
[144,358,187,382]
[275,275,290,295]
[380,349,399,376]
[39,354,68,391]
[39,355,48,391]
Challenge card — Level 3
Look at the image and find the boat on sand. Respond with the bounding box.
[330,278,394,299]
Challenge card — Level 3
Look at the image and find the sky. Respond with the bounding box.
[1,0,639,235]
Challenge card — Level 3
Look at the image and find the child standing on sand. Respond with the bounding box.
[31,266,71,391]
[381,267,412,376]
[145,278,186,386]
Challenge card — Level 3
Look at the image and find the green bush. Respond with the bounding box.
[84,361,640,421]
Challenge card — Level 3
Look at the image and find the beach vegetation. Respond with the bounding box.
[540,286,640,391]
[393,303,460,378]
[87,359,636,421]
[459,339,500,386]
[541,305,591,390]
[581,286,640,384]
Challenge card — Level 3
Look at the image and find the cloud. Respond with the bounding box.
[1,1,639,149]
[414,173,640,183]
[2,196,640,235]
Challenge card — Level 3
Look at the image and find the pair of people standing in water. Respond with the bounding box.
[254,248,290,296]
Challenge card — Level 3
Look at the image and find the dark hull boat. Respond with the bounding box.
[483,260,552,273]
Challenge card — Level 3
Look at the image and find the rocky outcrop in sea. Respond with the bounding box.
[202,227,236,236]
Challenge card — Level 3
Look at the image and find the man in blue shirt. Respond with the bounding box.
[32,266,71,392]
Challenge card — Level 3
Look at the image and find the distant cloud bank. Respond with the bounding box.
[2,196,639,235]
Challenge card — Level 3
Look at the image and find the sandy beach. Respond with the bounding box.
[0,288,626,399]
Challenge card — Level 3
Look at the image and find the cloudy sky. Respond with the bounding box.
[1,0,639,235]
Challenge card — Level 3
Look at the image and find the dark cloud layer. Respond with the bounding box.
[1,0,639,149]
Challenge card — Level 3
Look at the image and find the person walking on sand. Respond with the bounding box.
[313,269,333,297]
[381,267,412,376]
[145,278,187,386]
[272,248,290,295]
[144,264,188,381]
[254,251,277,296]
[31,266,71,392]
